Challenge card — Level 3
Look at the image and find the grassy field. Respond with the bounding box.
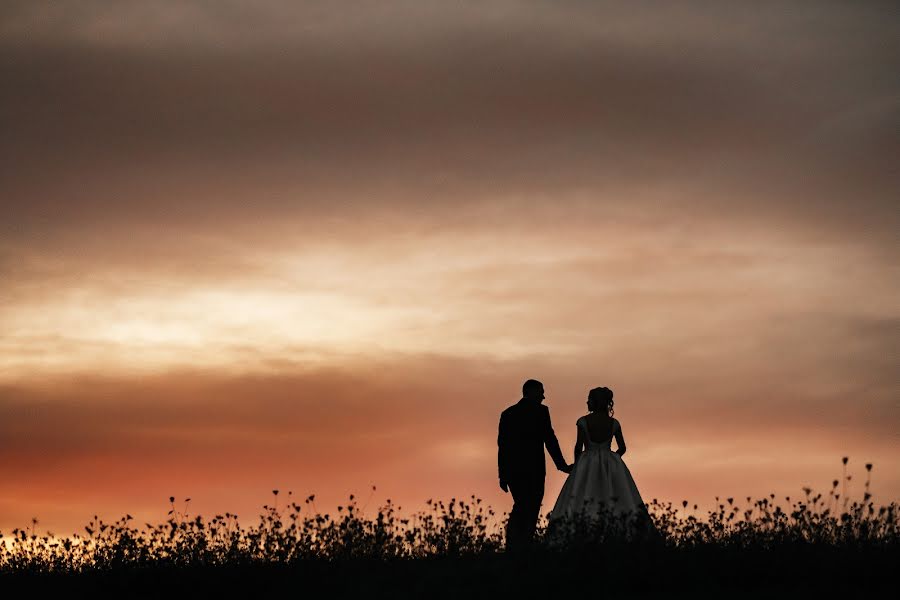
[2,462,896,598]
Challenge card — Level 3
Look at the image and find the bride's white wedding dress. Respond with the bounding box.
[549,416,646,524]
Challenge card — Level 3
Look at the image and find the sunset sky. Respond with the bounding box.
[1,1,898,535]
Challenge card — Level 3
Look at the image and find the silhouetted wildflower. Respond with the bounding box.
[0,458,894,577]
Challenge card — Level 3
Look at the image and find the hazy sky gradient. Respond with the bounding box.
[1,1,897,534]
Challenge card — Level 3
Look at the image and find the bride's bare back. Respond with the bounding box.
[574,413,627,462]
[584,413,616,442]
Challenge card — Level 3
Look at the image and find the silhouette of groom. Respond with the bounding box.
[498,379,571,550]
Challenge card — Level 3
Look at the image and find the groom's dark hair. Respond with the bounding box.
[522,379,543,397]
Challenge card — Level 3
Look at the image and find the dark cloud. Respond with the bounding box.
[1,1,897,243]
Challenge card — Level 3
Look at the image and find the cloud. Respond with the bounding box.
[1,352,897,534]
[0,0,897,533]
[1,1,897,243]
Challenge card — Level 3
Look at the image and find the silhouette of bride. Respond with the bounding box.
[549,386,648,533]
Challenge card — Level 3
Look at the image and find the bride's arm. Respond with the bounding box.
[614,421,627,456]
[573,425,585,463]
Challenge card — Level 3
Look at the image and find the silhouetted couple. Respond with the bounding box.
[498,379,646,550]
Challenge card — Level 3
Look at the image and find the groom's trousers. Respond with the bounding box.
[506,474,544,550]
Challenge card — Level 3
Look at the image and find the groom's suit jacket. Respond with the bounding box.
[498,399,567,482]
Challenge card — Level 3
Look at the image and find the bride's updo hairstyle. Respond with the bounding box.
[587,386,614,416]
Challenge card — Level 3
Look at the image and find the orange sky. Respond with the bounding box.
[1,1,898,535]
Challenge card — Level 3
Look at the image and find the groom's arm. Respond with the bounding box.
[497,412,511,490]
[541,407,570,473]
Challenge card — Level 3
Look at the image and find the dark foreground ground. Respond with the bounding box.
[3,545,894,599]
